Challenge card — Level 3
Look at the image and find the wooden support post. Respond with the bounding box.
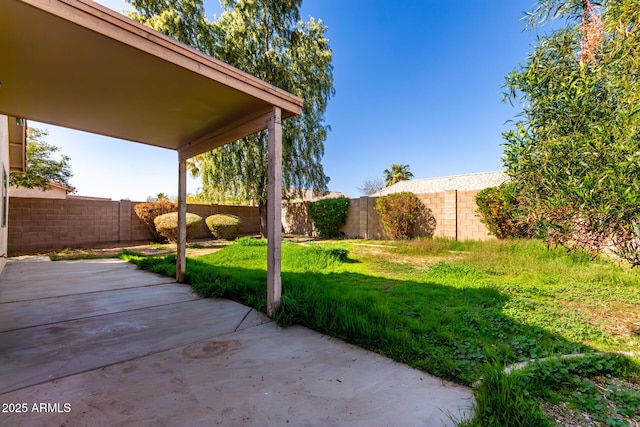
[266,107,282,318]
[176,155,187,282]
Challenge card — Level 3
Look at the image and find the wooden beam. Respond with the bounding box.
[176,155,187,282]
[266,107,283,318]
[179,107,274,159]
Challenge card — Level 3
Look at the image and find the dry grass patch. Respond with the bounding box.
[568,300,640,343]
[349,244,456,271]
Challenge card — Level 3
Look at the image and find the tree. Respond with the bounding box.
[357,176,385,196]
[475,183,536,239]
[503,0,640,265]
[10,128,73,190]
[383,164,414,187]
[128,0,334,237]
[186,187,253,205]
[126,0,213,52]
[146,192,170,202]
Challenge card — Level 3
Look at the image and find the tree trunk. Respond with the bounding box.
[259,199,268,238]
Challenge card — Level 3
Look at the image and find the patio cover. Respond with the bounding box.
[0,0,302,316]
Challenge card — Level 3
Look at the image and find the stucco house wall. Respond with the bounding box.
[10,182,74,199]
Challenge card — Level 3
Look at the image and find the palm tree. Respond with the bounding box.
[383,164,414,187]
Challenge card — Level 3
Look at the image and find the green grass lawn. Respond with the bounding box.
[123,237,639,426]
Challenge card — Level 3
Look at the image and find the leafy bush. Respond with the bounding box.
[475,183,535,239]
[134,200,177,241]
[205,214,242,240]
[153,212,202,243]
[307,197,350,238]
[374,192,424,239]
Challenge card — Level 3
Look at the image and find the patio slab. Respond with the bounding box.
[0,258,174,303]
[0,283,199,332]
[0,258,474,426]
[0,298,260,394]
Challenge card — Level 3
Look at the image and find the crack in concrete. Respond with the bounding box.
[235,307,254,331]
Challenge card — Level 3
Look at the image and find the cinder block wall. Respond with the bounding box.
[282,202,314,236]
[341,198,361,238]
[217,205,260,235]
[9,198,260,254]
[282,190,493,241]
[456,190,491,240]
[417,193,446,238]
[9,198,121,254]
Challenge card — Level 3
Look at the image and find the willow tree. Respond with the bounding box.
[128,0,334,236]
[503,0,640,265]
[126,0,213,51]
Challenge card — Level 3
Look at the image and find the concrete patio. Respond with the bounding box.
[0,257,473,426]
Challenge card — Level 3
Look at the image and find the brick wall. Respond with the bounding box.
[282,190,493,241]
[9,198,260,255]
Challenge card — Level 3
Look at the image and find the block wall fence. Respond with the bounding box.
[9,190,491,254]
[8,198,260,255]
[282,190,492,241]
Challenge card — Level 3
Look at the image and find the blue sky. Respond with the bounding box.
[34,0,539,200]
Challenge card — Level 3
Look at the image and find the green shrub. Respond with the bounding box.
[307,197,350,238]
[374,192,423,239]
[205,214,242,240]
[153,212,202,243]
[475,182,535,239]
[134,200,177,241]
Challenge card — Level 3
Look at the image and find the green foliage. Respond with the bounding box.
[235,236,267,246]
[307,197,350,238]
[126,0,213,51]
[186,187,249,205]
[146,192,170,202]
[205,214,242,240]
[383,163,414,187]
[475,182,535,239]
[375,192,424,239]
[129,0,335,236]
[503,0,640,265]
[528,355,640,425]
[459,355,638,426]
[133,200,177,241]
[10,127,73,190]
[153,212,203,243]
[457,365,552,427]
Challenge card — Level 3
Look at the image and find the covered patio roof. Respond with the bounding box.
[0,0,300,315]
[0,0,302,156]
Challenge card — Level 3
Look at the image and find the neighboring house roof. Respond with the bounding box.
[288,189,350,203]
[67,194,113,201]
[372,171,509,197]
